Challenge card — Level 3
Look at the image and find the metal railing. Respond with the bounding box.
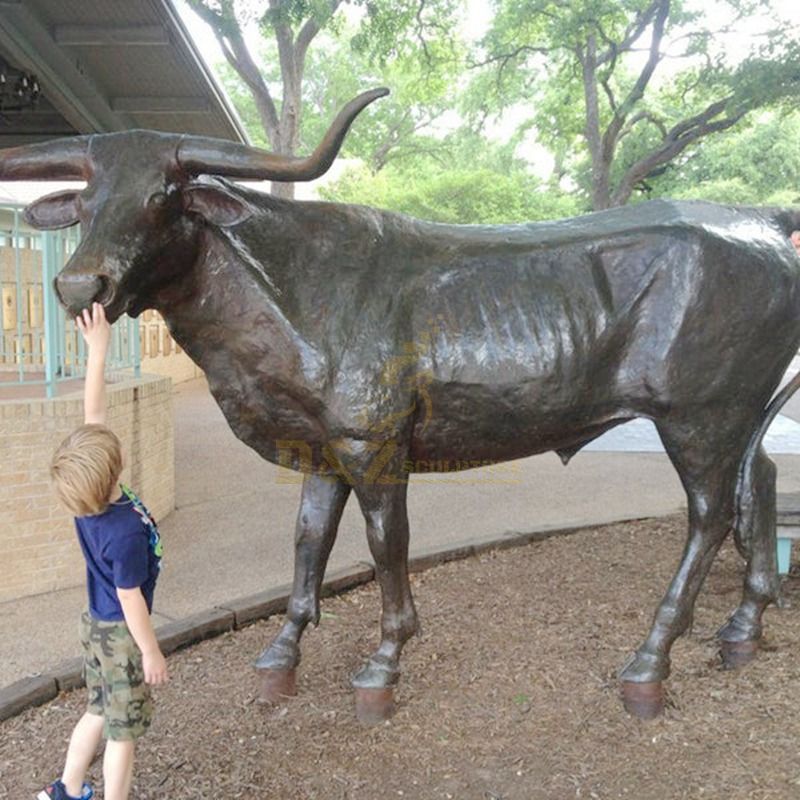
[0,204,140,398]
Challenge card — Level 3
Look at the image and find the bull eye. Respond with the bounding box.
[146,191,168,209]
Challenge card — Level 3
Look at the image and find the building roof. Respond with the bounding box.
[0,0,248,147]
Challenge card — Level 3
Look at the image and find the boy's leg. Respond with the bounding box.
[61,712,104,797]
[103,740,135,800]
[92,617,151,800]
[53,611,106,798]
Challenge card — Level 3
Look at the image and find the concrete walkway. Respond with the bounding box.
[3,375,800,687]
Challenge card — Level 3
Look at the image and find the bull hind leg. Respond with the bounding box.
[619,413,751,719]
[718,446,780,667]
[255,472,351,701]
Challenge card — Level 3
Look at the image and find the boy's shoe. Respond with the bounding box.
[36,780,93,800]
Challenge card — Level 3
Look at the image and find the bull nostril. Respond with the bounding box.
[97,275,116,305]
[54,272,115,314]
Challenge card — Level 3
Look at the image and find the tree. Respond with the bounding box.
[185,0,460,198]
[647,110,800,205]
[322,163,582,222]
[321,129,582,223]
[216,31,462,174]
[470,0,800,210]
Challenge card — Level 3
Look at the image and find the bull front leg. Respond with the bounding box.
[255,471,351,701]
[351,472,419,724]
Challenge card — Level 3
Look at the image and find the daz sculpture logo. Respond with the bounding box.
[276,315,520,486]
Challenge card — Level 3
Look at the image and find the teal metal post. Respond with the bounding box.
[13,209,24,383]
[777,538,792,575]
[132,317,141,377]
[55,231,68,378]
[41,232,59,399]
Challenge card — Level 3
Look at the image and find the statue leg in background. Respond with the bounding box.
[618,410,754,718]
[256,472,351,701]
[718,446,779,665]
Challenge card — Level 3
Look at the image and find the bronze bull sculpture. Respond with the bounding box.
[3,88,800,723]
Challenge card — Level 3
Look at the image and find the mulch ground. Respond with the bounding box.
[3,514,800,800]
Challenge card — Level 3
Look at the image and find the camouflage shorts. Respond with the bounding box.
[79,610,153,741]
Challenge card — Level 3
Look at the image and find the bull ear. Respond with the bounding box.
[183,184,254,227]
[24,190,81,230]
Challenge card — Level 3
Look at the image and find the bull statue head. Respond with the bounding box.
[0,88,387,322]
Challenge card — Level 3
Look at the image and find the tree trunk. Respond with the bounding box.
[271,180,296,199]
[191,0,344,202]
[580,38,612,211]
[272,74,301,199]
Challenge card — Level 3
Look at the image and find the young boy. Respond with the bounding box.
[41,302,167,800]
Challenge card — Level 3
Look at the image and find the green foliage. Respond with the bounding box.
[647,111,800,205]
[202,0,800,216]
[188,0,343,34]
[469,0,800,208]
[300,33,463,170]
[512,693,531,706]
[319,124,583,224]
[205,1,464,172]
[320,162,582,224]
[216,22,463,171]
[217,60,273,148]
[349,0,463,63]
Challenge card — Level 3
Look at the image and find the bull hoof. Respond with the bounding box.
[355,687,395,725]
[259,668,297,703]
[620,680,664,720]
[717,613,762,646]
[719,638,759,670]
[351,659,399,690]
[254,638,299,671]
[617,649,669,684]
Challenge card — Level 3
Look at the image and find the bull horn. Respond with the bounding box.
[0,135,91,180]
[177,87,389,181]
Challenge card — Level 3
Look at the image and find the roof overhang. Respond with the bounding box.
[0,0,248,147]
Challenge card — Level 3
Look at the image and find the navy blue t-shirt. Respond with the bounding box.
[75,494,160,622]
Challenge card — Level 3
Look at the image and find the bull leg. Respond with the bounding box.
[619,416,746,719]
[255,472,351,700]
[351,477,418,724]
[717,447,780,666]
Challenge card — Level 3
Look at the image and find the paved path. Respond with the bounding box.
[3,373,800,687]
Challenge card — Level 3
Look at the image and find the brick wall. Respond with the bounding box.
[0,374,174,602]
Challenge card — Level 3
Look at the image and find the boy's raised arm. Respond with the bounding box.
[76,302,111,425]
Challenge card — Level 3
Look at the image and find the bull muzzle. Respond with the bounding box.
[55,272,114,319]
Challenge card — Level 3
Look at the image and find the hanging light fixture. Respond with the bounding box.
[0,58,41,113]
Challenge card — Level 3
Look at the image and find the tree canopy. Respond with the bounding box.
[469,0,800,209]
[646,110,800,206]
[188,0,800,220]
[186,0,461,196]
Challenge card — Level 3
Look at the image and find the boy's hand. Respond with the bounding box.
[76,301,111,353]
[142,648,169,686]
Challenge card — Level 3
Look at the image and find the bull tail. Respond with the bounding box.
[734,206,800,552]
[734,366,800,556]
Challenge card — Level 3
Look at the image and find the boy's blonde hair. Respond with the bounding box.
[50,424,123,516]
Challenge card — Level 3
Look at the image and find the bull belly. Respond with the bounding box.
[408,381,625,469]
